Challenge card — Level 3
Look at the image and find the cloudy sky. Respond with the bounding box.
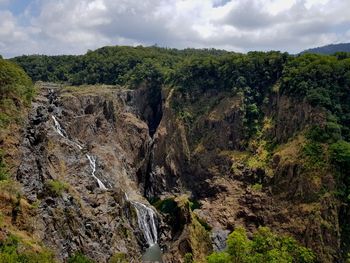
[0,0,349,57]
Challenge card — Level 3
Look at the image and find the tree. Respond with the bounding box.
[206,227,315,263]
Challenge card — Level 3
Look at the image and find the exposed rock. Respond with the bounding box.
[211,228,230,252]
[10,83,342,263]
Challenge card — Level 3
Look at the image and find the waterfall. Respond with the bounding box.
[132,201,158,246]
[124,193,159,246]
[52,116,67,137]
[86,154,108,190]
[52,115,83,149]
[51,114,107,190]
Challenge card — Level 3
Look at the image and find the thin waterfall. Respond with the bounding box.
[51,114,107,190]
[86,154,108,190]
[52,115,82,149]
[52,116,67,137]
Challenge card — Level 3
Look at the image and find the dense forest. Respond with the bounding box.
[4,46,350,262]
[11,46,350,141]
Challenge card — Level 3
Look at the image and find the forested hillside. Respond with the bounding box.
[3,46,350,262]
[301,43,350,55]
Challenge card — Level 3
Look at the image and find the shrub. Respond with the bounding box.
[207,252,231,263]
[252,183,263,191]
[68,252,94,263]
[226,227,251,261]
[46,180,68,196]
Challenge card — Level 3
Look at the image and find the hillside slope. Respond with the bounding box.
[301,42,350,55]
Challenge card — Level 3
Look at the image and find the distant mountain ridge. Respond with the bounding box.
[301,42,350,54]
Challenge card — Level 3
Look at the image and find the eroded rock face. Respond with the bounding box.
[147,88,341,263]
[16,84,165,262]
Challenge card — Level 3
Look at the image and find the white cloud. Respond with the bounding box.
[1,0,350,57]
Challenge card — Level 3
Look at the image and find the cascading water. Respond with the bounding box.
[52,115,67,138]
[86,154,108,190]
[132,201,158,246]
[52,115,84,149]
[124,193,162,262]
[51,113,107,190]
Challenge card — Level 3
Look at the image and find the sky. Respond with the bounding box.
[0,0,349,58]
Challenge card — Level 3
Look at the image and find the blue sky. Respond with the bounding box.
[7,0,32,15]
[0,0,349,58]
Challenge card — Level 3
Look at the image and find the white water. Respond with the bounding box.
[52,115,83,149]
[132,201,158,246]
[51,114,107,190]
[124,193,159,247]
[86,154,108,190]
[52,116,67,137]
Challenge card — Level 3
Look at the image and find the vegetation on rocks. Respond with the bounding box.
[67,252,94,263]
[0,234,55,263]
[46,180,68,196]
[207,227,315,263]
[2,46,350,262]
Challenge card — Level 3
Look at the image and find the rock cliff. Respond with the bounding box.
[9,82,342,262]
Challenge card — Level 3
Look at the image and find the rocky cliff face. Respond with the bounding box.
[15,83,167,262]
[13,83,341,262]
[146,87,340,262]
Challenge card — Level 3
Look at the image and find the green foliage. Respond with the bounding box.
[330,140,350,170]
[122,59,163,89]
[302,141,327,170]
[226,227,251,262]
[207,252,231,263]
[306,122,342,143]
[12,46,186,86]
[281,54,350,141]
[0,234,55,263]
[330,140,350,199]
[184,253,194,263]
[108,252,128,263]
[207,227,315,263]
[68,252,94,263]
[46,179,68,196]
[252,183,263,191]
[154,198,178,214]
[0,58,33,99]
[0,58,34,129]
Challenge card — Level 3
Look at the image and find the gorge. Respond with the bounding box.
[0,47,350,263]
